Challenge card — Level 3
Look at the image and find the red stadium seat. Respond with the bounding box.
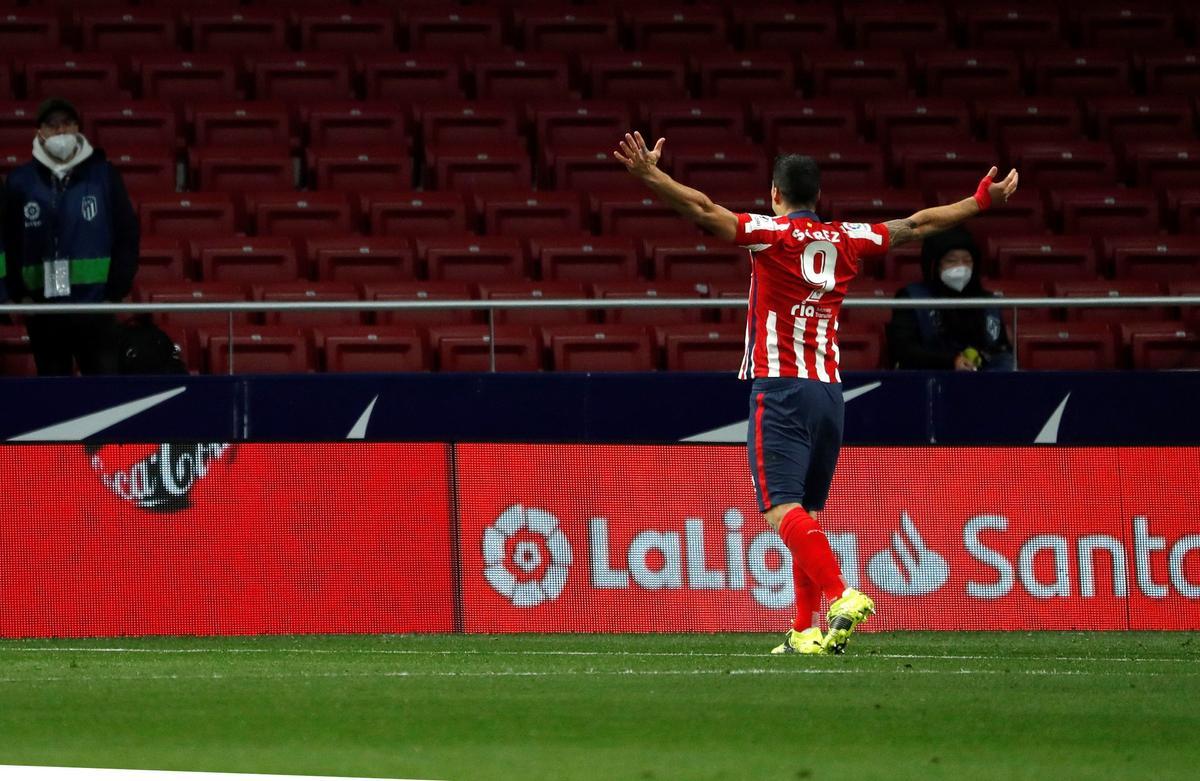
[137,281,250,328]
[707,279,749,323]
[430,325,541,372]
[25,53,123,100]
[196,236,300,283]
[668,144,770,194]
[82,101,178,152]
[978,98,1085,145]
[139,192,239,239]
[798,144,886,189]
[522,10,619,53]
[1007,142,1119,189]
[1107,235,1200,282]
[836,324,885,371]
[1078,5,1178,47]
[544,145,640,192]
[0,103,38,146]
[308,236,413,282]
[191,10,287,53]
[478,281,589,325]
[647,100,749,145]
[870,98,972,144]
[417,100,521,146]
[1053,189,1161,235]
[1125,143,1200,189]
[648,238,749,281]
[367,281,476,327]
[191,145,293,193]
[827,189,927,228]
[1053,279,1168,323]
[137,236,189,282]
[298,8,397,53]
[696,52,797,99]
[808,51,911,98]
[0,146,28,178]
[408,8,504,53]
[1015,323,1118,370]
[1090,97,1195,143]
[0,326,36,377]
[1142,52,1200,96]
[758,98,861,148]
[738,4,838,50]
[595,193,700,238]
[532,100,633,149]
[139,53,239,104]
[361,52,465,102]
[531,236,641,282]
[843,277,903,328]
[366,191,470,236]
[81,9,177,53]
[0,11,61,53]
[253,53,354,102]
[920,50,1022,98]
[256,281,362,326]
[252,192,355,238]
[1128,325,1200,370]
[305,101,408,148]
[591,281,709,324]
[1168,189,1200,233]
[545,324,655,372]
[474,52,572,100]
[628,7,728,51]
[308,147,413,191]
[990,234,1099,280]
[425,142,531,192]
[660,323,744,371]
[417,236,527,281]
[987,279,1054,323]
[892,141,996,191]
[1032,51,1132,98]
[586,52,689,100]
[106,147,176,195]
[961,5,1063,48]
[880,244,924,284]
[846,2,949,48]
[319,326,428,372]
[203,326,312,374]
[479,190,584,237]
[191,102,290,148]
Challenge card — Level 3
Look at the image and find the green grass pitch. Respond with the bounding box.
[0,633,1196,781]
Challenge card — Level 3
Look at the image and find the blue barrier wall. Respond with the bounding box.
[2,371,1198,444]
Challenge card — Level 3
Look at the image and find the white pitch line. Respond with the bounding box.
[0,647,1195,665]
[0,667,1185,685]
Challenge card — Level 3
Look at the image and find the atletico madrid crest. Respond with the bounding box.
[81,195,98,222]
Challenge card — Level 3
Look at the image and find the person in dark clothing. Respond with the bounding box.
[886,226,1015,371]
[3,97,139,376]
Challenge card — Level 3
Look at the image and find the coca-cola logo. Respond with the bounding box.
[87,443,234,513]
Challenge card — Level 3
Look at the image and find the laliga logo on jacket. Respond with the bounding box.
[87,443,233,513]
[483,504,572,606]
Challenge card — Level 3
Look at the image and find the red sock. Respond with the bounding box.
[792,566,822,631]
[779,507,846,602]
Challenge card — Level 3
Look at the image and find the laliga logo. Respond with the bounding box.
[483,504,572,607]
[867,512,949,596]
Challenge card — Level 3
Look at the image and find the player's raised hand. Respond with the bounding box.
[973,166,1019,210]
[614,131,665,178]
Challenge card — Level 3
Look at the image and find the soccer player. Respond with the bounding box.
[614,131,1018,654]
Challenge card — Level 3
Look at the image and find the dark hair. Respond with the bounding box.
[772,154,821,208]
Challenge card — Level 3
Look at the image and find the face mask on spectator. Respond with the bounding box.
[940,265,972,292]
[42,133,78,161]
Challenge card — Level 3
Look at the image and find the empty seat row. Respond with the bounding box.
[0,48,1197,104]
[0,3,1192,55]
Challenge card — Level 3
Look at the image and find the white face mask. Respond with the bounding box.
[940,265,972,292]
[42,133,78,162]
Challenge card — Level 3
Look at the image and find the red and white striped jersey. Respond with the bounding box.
[735,210,891,382]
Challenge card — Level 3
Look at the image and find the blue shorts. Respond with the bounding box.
[747,377,844,513]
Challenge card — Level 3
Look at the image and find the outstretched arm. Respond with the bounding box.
[614,131,739,242]
[883,167,1020,247]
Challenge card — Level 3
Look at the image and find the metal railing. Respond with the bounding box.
[1,296,1196,373]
